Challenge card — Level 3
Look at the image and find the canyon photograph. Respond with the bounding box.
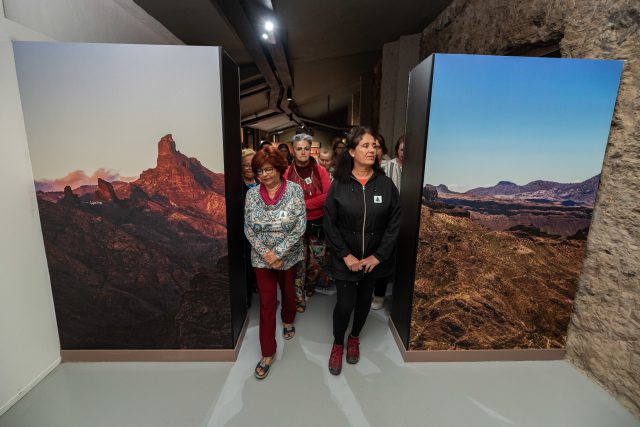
[410,54,622,351]
[412,177,595,350]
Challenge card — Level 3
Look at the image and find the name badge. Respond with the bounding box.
[277,210,288,219]
[374,195,382,203]
[304,177,312,185]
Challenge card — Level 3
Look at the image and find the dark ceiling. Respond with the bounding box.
[132,0,452,133]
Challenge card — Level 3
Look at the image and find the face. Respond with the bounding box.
[318,152,334,170]
[293,140,311,164]
[279,146,290,158]
[335,142,346,157]
[375,139,384,161]
[349,133,378,168]
[255,162,280,187]
[242,155,254,180]
[397,142,405,162]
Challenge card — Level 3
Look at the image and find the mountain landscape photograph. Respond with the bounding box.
[14,42,231,349]
[410,54,622,351]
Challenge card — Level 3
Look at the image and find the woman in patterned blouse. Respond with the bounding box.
[244,145,307,379]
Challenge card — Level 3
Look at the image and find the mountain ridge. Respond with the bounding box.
[429,174,600,206]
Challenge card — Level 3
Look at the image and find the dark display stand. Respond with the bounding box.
[220,50,248,347]
[390,55,435,349]
[389,54,565,361]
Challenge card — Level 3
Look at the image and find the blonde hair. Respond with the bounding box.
[241,148,256,159]
[319,148,333,158]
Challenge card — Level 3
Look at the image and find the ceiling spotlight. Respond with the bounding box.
[265,20,275,32]
[286,87,293,101]
[261,33,269,40]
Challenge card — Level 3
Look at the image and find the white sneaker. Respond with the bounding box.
[315,286,336,295]
[371,296,384,310]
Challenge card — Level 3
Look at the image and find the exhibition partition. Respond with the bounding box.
[13,42,246,361]
[391,54,623,361]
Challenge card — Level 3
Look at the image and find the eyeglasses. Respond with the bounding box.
[256,167,275,176]
[242,164,252,170]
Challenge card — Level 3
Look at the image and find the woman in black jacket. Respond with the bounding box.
[323,126,401,375]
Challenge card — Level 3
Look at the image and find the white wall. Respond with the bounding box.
[0,16,61,417]
[3,0,181,44]
[0,0,181,416]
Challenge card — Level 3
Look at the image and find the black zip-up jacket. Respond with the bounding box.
[323,171,401,281]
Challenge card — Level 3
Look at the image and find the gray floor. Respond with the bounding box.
[1,293,638,427]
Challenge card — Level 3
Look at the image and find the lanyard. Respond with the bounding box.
[293,163,314,196]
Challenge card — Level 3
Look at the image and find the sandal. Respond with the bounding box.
[296,300,306,313]
[283,323,295,340]
[255,354,275,380]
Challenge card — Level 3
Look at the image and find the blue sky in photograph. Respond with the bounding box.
[13,42,224,187]
[424,54,623,192]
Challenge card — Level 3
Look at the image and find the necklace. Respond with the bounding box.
[266,181,282,198]
[293,163,314,196]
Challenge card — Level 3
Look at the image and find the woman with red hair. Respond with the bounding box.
[244,145,306,379]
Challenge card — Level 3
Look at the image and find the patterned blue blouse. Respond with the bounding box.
[244,181,307,270]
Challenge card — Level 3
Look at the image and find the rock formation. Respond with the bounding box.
[36,135,231,349]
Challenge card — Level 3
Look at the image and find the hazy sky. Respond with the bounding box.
[423,54,623,192]
[13,42,225,188]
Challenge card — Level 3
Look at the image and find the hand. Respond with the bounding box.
[343,254,362,272]
[263,250,278,266]
[271,259,284,269]
[360,255,380,273]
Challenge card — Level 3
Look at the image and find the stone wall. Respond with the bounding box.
[378,34,421,147]
[419,0,640,417]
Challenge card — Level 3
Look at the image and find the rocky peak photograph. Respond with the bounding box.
[14,42,232,350]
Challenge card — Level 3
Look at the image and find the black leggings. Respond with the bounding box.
[332,276,376,345]
[374,276,388,297]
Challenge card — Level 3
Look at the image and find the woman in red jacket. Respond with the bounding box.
[284,133,332,312]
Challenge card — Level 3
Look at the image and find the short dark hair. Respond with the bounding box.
[333,126,384,183]
[252,145,288,176]
[375,133,388,155]
[277,143,290,153]
[332,136,346,152]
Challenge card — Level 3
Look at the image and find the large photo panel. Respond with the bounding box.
[406,54,622,352]
[14,42,237,350]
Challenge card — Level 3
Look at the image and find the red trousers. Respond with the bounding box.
[255,266,297,357]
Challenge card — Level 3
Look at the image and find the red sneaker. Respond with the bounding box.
[346,335,360,364]
[328,344,344,375]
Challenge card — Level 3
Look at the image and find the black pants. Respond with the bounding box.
[332,276,376,345]
[374,276,388,298]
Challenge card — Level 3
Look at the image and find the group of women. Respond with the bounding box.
[243,126,402,379]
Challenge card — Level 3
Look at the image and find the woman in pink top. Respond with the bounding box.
[284,133,332,312]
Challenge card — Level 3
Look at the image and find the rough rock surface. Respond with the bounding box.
[418,0,640,417]
[412,206,584,351]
